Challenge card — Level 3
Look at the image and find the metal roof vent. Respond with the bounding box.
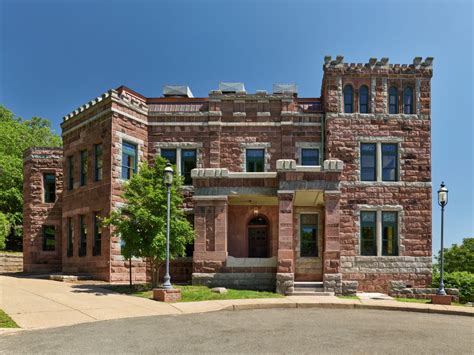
[273,84,298,95]
[218,82,246,93]
[163,85,194,98]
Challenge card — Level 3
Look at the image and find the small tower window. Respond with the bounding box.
[359,85,369,113]
[403,87,413,114]
[389,87,398,114]
[343,85,353,113]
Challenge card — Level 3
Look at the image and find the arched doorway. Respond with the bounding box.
[248,215,269,258]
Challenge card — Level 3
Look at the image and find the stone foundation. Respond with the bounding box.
[342,280,358,296]
[192,272,276,291]
[388,280,459,302]
[276,273,294,295]
[323,273,342,294]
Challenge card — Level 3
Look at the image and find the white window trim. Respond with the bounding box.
[357,137,403,182]
[356,205,404,257]
[297,212,320,258]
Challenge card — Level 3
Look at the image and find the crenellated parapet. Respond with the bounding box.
[322,55,433,115]
[323,55,433,77]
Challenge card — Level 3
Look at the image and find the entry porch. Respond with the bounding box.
[190,159,344,294]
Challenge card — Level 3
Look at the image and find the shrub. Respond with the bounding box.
[432,271,474,303]
[0,212,9,250]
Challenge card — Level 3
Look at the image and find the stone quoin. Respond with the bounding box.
[23,56,434,294]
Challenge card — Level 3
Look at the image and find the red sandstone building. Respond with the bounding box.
[23,56,433,294]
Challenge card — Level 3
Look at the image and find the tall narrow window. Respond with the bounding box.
[185,214,195,257]
[300,214,318,257]
[389,86,398,114]
[43,225,55,251]
[93,212,101,256]
[79,215,87,257]
[246,149,265,172]
[343,85,353,113]
[67,156,74,190]
[381,144,398,181]
[359,85,369,113]
[382,212,398,256]
[181,149,197,185]
[80,150,88,186]
[301,148,319,166]
[360,143,376,181]
[43,173,56,203]
[161,149,177,165]
[403,87,413,114]
[94,144,103,181]
[121,142,137,180]
[360,211,376,256]
[67,218,73,257]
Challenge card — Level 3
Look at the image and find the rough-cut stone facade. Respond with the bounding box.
[23,56,433,293]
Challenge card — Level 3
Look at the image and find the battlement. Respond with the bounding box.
[323,55,433,76]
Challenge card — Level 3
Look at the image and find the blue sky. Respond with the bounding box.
[1,0,472,251]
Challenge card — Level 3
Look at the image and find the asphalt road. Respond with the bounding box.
[1,308,472,354]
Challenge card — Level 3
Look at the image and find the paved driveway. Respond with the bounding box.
[1,308,472,354]
[0,275,185,329]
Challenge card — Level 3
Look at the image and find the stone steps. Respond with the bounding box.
[286,281,333,296]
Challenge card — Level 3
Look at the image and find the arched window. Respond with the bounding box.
[389,86,398,114]
[403,87,413,114]
[359,85,369,113]
[343,85,353,113]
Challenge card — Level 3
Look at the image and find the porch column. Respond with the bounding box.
[323,191,342,294]
[192,196,228,285]
[276,190,295,294]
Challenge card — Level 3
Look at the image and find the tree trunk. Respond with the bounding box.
[150,259,164,288]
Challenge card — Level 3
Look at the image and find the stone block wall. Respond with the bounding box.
[0,253,23,273]
[388,281,459,302]
[23,148,63,272]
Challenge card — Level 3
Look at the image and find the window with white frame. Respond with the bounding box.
[160,148,197,185]
[360,142,398,182]
[360,210,399,256]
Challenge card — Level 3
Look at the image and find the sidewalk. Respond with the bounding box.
[1,275,472,332]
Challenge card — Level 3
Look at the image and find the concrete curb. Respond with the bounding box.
[223,301,474,317]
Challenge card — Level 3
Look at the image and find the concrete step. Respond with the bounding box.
[287,291,334,296]
[294,281,324,288]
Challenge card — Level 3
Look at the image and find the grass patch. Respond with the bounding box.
[102,284,283,302]
[337,295,359,300]
[0,251,22,255]
[0,310,18,328]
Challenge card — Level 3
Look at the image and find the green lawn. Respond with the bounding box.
[337,295,359,300]
[102,284,283,302]
[0,310,18,328]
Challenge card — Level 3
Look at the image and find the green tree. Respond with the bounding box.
[104,157,195,287]
[0,212,9,250]
[0,106,62,250]
[436,238,474,273]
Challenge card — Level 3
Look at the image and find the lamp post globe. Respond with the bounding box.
[163,163,174,290]
[437,182,448,296]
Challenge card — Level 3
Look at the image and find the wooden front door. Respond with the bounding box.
[248,226,268,258]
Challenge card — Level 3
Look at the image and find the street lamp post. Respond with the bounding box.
[437,182,448,296]
[163,163,174,290]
